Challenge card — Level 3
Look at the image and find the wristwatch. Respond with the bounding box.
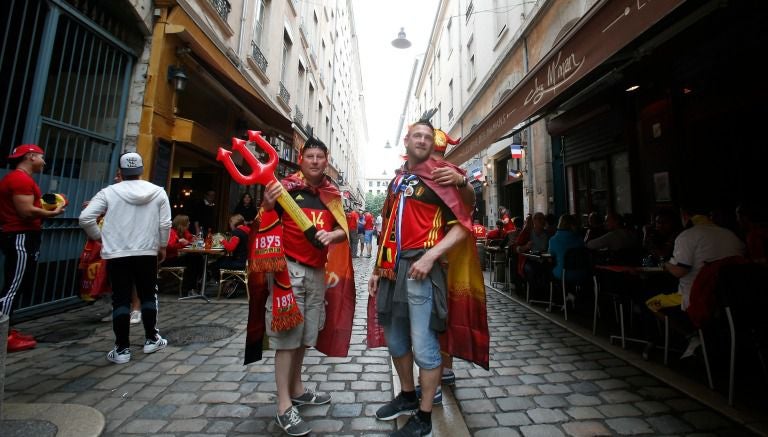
[457,176,468,188]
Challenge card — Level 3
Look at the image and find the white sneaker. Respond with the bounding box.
[681,335,702,359]
[129,310,142,325]
[107,347,131,364]
[143,335,168,354]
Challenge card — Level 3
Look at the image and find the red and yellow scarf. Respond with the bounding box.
[245,171,355,363]
[369,158,490,369]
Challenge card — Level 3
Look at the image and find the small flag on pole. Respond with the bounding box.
[509,169,522,179]
[471,168,483,181]
[510,144,523,159]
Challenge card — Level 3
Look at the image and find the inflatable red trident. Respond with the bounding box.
[217,130,322,247]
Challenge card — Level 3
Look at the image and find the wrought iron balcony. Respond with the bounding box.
[208,0,231,21]
[294,105,304,125]
[279,82,291,105]
[250,41,268,73]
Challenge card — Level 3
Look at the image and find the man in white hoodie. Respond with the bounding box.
[79,152,172,364]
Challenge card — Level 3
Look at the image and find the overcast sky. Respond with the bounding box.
[352,0,440,180]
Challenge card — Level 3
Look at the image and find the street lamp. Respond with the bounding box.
[167,66,188,92]
[391,27,411,49]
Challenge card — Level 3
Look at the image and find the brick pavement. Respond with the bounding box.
[2,253,758,436]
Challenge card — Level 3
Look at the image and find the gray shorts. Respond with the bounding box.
[265,260,326,350]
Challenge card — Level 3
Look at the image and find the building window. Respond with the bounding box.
[446,18,453,58]
[252,0,267,47]
[280,32,292,83]
[465,0,474,23]
[448,79,454,120]
[467,36,476,85]
[493,0,507,37]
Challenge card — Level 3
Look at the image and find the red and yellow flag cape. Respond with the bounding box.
[368,158,489,369]
[245,172,355,363]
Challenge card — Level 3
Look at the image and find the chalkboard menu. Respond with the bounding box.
[151,140,172,188]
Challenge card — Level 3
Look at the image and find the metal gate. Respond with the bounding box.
[0,0,137,315]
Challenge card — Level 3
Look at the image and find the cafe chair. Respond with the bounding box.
[712,263,768,406]
[218,260,249,300]
[158,266,186,298]
[550,247,593,320]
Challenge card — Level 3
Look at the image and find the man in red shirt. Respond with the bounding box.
[346,208,360,257]
[0,144,65,352]
[369,121,486,436]
[262,137,348,436]
[363,210,375,257]
[472,219,488,239]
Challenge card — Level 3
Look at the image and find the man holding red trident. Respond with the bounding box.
[368,116,488,437]
[217,131,353,437]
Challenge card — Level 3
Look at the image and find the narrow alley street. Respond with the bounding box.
[1,253,757,436]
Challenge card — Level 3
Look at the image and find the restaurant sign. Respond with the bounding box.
[446,0,686,165]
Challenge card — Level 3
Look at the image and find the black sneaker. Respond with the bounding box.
[376,392,419,421]
[391,413,432,437]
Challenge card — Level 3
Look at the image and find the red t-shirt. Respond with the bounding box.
[364,212,374,231]
[397,177,457,250]
[472,224,487,238]
[0,169,42,232]
[346,210,359,232]
[279,189,337,267]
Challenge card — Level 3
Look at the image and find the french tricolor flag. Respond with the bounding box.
[471,167,483,181]
[510,144,523,159]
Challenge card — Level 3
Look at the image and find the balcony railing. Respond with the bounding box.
[250,41,268,73]
[294,105,304,125]
[279,82,291,105]
[208,0,231,21]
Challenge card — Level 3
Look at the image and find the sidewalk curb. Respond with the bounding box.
[389,359,471,436]
[2,403,105,437]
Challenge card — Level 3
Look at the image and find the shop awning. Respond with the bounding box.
[445,0,686,165]
[166,6,292,135]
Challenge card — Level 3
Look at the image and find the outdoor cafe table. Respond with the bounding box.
[178,246,226,303]
[593,264,671,355]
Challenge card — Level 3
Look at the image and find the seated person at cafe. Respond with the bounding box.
[548,214,587,283]
[472,219,488,239]
[516,212,550,291]
[647,202,745,358]
[486,220,505,245]
[642,208,681,261]
[586,211,640,260]
[214,214,250,278]
[162,214,202,294]
[583,212,605,243]
[505,216,525,249]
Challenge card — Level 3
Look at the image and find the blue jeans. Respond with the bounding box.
[383,278,442,370]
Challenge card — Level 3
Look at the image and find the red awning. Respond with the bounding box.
[446,0,686,165]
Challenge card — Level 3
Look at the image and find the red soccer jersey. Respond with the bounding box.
[0,169,42,232]
[472,224,488,238]
[279,189,337,267]
[396,177,457,250]
[364,212,374,231]
[346,210,359,232]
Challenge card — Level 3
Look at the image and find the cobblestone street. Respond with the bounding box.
[2,254,759,436]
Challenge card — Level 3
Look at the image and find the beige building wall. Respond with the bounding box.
[405,0,600,220]
[172,0,366,199]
